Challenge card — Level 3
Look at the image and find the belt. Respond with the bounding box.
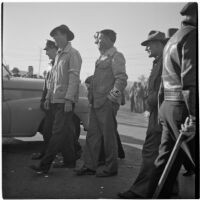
[164,90,184,101]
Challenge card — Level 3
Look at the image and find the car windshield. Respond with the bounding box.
[2,64,12,77]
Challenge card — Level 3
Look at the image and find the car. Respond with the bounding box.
[2,65,89,137]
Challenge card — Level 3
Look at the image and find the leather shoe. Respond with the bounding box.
[118,190,143,199]
[29,165,48,175]
[118,151,125,159]
[76,167,96,176]
[53,162,75,168]
[96,170,117,177]
[31,152,44,160]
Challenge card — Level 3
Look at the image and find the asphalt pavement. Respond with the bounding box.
[2,102,196,199]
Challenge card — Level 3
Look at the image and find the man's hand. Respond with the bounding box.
[44,100,50,110]
[40,101,44,111]
[64,100,73,112]
[144,110,150,118]
[181,117,196,142]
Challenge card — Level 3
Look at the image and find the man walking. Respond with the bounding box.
[31,40,58,160]
[76,29,128,177]
[30,25,82,174]
[146,2,197,198]
[118,30,167,198]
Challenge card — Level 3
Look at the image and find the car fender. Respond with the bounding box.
[3,97,45,137]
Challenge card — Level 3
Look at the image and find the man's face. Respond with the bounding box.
[145,41,163,58]
[97,33,112,51]
[52,30,67,48]
[45,48,57,60]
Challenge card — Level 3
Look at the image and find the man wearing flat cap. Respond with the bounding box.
[146,2,197,198]
[31,40,58,160]
[76,29,128,177]
[119,30,167,198]
[30,25,82,174]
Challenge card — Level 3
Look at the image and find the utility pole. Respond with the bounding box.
[38,48,42,76]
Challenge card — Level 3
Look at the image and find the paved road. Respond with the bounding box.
[2,106,196,199]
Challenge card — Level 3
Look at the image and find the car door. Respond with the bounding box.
[3,97,45,137]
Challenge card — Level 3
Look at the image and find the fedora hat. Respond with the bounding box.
[43,40,58,50]
[50,25,74,41]
[164,28,179,44]
[141,30,166,46]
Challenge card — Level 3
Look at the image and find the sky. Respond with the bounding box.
[2,2,186,82]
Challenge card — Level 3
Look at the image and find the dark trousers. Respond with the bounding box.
[73,114,82,154]
[40,105,54,155]
[39,103,76,172]
[83,99,119,173]
[147,101,195,198]
[99,126,125,162]
[129,108,162,198]
[130,96,135,112]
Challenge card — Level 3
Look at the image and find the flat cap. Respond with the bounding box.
[180,2,197,16]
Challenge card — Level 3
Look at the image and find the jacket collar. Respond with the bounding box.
[182,19,196,27]
[102,46,117,57]
[153,54,162,64]
[58,42,72,54]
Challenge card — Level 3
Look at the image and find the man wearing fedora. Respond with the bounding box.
[30,25,82,174]
[119,30,167,198]
[146,2,197,198]
[76,29,128,177]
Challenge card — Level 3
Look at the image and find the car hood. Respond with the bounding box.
[4,77,44,91]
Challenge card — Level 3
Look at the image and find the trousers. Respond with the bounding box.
[83,99,119,173]
[40,103,76,171]
[147,101,195,198]
[129,108,162,197]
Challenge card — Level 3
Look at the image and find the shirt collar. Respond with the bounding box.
[154,55,162,64]
[102,46,117,57]
[57,42,72,54]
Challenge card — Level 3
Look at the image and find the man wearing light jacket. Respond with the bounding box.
[76,29,128,177]
[30,25,82,174]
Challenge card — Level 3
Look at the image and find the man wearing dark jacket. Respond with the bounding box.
[146,2,197,198]
[118,30,167,198]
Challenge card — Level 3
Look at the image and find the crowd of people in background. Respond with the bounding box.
[129,81,148,113]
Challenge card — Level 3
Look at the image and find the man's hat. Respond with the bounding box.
[166,28,178,38]
[180,2,197,16]
[141,30,166,46]
[43,40,58,50]
[100,29,117,43]
[164,28,179,44]
[50,25,74,41]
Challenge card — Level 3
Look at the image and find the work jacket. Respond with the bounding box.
[162,21,196,116]
[89,47,128,108]
[46,43,82,103]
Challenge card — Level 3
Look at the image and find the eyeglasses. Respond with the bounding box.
[94,32,100,44]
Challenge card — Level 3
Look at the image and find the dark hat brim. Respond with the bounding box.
[141,38,166,46]
[50,26,74,41]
